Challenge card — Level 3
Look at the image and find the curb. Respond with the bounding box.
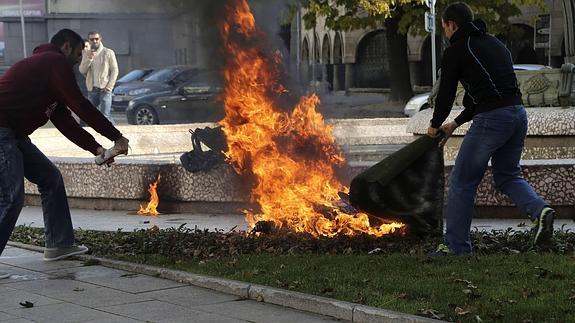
[8,241,442,323]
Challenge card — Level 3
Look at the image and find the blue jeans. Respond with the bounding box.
[445,105,546,254]
[0,128,74,255]
[89,89,114,124]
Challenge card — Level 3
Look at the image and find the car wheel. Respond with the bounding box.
[134,105,158,125]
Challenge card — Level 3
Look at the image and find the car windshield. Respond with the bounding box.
[144,68,181,82]
[117,69,147,83]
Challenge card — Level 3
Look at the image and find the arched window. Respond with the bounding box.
[355,30,389,88]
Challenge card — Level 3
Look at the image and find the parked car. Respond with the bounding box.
[112,65,197,112]
[403,92,432,117]
[404,64,550,117]
[126,71,223,125]
[115,68,155,86]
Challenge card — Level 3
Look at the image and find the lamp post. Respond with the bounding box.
[425,0,436,84]
[19,0,27,58]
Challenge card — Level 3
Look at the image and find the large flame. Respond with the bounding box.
[138,174,161,216]
[219,0,404,238]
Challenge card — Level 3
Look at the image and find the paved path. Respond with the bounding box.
[0,246,339,322]
[16,206,575,233]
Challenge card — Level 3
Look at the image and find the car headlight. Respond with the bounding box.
[405,102,419,110]
[128,88,150,96]
[128,100,135,108]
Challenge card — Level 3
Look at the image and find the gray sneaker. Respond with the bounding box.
[533,207,555,246]
[43,245,89,262]
[0,272,10,279]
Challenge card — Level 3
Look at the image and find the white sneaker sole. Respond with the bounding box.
[43,247,89,262]
[95,149,128,165]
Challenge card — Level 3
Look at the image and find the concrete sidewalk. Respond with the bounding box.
[16,206,575,233]
[0,246,340,322]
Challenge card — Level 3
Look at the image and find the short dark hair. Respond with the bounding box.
[88,31,101,37]
[50,29,84,49]
[442,2,473,27]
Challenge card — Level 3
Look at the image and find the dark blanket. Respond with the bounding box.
[349,135,444,236]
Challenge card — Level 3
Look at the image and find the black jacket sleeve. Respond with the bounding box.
[454,92,476,125]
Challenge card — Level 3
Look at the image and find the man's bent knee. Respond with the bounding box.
[36,168,64,193]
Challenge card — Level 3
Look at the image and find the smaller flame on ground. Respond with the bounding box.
[138,174,161,216]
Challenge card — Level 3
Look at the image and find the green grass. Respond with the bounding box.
[10,225,575,322]
[113,253,575,322]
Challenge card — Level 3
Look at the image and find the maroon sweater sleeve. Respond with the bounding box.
[48,58,122,143]
[50,104,101,155]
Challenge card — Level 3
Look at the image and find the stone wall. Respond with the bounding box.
[24,158,575,210]
[24,117,574,215]
[407,107,575,160]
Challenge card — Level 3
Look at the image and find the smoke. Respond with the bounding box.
[195,0,294,72]
[249,0,293,55]
[193,0,300,108]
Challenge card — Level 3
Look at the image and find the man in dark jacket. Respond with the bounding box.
[427,2,554,255]
[0,29,128,278]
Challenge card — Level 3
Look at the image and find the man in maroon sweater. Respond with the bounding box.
[0,29,128,278]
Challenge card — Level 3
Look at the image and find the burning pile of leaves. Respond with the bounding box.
[11,225,575,261]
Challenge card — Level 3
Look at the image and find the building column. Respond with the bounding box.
[344,63,355,90]
[333,64,341,91]
[562,0,575,63]
[301,63,310,87]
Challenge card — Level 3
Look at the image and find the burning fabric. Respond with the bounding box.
[217,0,404,238]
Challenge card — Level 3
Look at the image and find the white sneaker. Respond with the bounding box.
[43,245,89,262]
[95,136,130,165]
[0,272,10,279]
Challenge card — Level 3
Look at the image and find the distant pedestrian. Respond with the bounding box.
[427,2,554,255]
[79,31,118,124]
[0,29,129,279]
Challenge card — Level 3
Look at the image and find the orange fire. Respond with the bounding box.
[138,174,161,216]
[218,0,404,238]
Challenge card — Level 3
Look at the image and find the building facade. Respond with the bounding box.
[295,0,568,91]
[0,0,205,75]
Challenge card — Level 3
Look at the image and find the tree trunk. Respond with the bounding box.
[385,16,413,103]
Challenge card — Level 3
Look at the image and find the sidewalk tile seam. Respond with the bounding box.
[50,293,154,311]
[41,271,185,296]
[131,285,190,295]
[8,241,434,322]
[5,277,137,297]
[0,261,85,275]
[2,270,160,309]
[5,302,144,322]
